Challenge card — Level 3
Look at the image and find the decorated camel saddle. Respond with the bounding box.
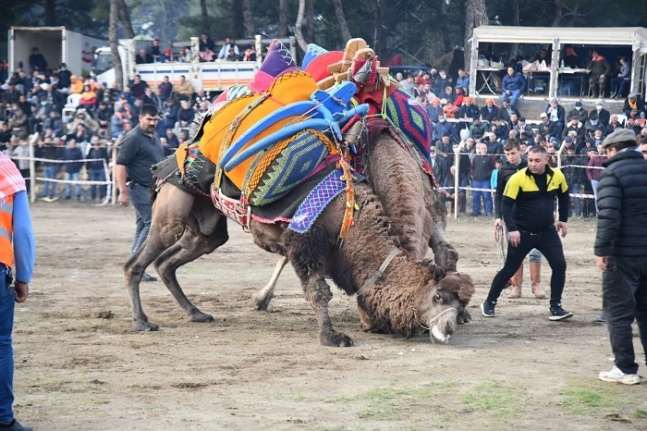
[153,37,434,235]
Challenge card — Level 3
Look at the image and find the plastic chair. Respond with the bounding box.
[66,94,82,108]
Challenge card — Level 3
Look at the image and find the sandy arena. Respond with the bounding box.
[11,201,647,430]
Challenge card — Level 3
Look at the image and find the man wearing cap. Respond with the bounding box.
[538,112,558,141]
[623,92,645,121]
[593,99,610,126]
[457,96,479,120]
[595,129,647,385]
[567,101,588,124]
[483,144,571,320]
[480,98,500,123]
[584,112,604,140]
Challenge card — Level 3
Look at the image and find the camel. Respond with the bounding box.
[250,123,459,311]
[124,158,474,345]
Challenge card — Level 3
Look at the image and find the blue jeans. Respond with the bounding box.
[472,179,493,216]
[129,183,154,254]
[502,89,522,107]
[42,164,59,198]
[591,179,599,213]
[569,183,581,216]
[609,77,629,97]
[88,168,106,199]
[0,267,15,423]
[65,172,81,198]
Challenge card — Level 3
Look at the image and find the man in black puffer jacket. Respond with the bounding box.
[595,129,647,385]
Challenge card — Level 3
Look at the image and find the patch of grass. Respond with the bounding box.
[325,381,458,422]
[459,381,522,419]
[558,380,645,419]
[560,389,602,414]
[634,408,647,420]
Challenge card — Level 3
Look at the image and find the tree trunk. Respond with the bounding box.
[109,0,124,91]
[44,0,56,26]
[510,0,520,59]
[117,0,135,39]
[436,4,452,54]
[372,0,384,55]
[200,0,210,36]
[306,0,315,42]
[464,0,489,71]
[463,2,475,70]
[232,0,244,39]
[242,0,255,38]
[279,0,288,38]
[332,0,352,42]
[295,0,308,52]
[552,0,564,27]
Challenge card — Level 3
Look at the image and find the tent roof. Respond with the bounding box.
[472,26,647,51]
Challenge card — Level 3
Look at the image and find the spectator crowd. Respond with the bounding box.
[0,37,229,202]
[1,40,647,214]
[394,64,647,218]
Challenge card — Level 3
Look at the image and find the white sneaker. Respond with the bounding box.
[599,366,641,385]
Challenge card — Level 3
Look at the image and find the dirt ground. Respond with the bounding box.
[12,201,647,430]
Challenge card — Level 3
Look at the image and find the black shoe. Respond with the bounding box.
[0,419,34,431]
[549,306,573,321]
[142,273,157,282]
[594,312,606,323]
[481,300,496,317]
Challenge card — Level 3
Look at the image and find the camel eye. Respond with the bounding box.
[434,293,442,302]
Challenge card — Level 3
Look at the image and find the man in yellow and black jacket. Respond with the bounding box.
[482,145,573,321]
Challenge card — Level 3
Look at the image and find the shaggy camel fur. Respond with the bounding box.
[251,128,459,311]
[124,177,474,345]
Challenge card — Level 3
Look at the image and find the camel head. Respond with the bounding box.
[415,269,475,344]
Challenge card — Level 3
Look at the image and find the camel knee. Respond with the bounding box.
[160,222,186,247]
[304,279,333,306]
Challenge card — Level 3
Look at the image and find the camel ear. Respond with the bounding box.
[454,273,476,304]
[416,259,445,282]
[438,273,475,304]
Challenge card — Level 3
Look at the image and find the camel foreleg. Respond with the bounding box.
[154,215,228,323]
[284,226,353,347]
[429,200,459,271]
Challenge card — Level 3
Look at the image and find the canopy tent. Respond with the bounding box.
[468,26,647,99]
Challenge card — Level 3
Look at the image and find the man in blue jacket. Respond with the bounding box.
[0,152,36,431]
[501,66,526,108]
[595,129,647,385]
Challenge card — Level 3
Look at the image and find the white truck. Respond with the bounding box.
[9,26,107,77]
[93,36,296,94]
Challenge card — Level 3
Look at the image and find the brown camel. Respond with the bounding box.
[250,125,459,311]
[124,170,474,345]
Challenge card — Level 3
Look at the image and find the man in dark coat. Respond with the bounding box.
[595,129,647,385]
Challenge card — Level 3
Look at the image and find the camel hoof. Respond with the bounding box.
[251,292,273,311]
[134,320,159,331]
[188,310,214,323]
[457,310,471,324]
[320,331,354,347]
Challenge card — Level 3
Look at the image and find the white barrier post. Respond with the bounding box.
[453,145,460,220]
[28,134,36,203]
[111,140,118,205]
